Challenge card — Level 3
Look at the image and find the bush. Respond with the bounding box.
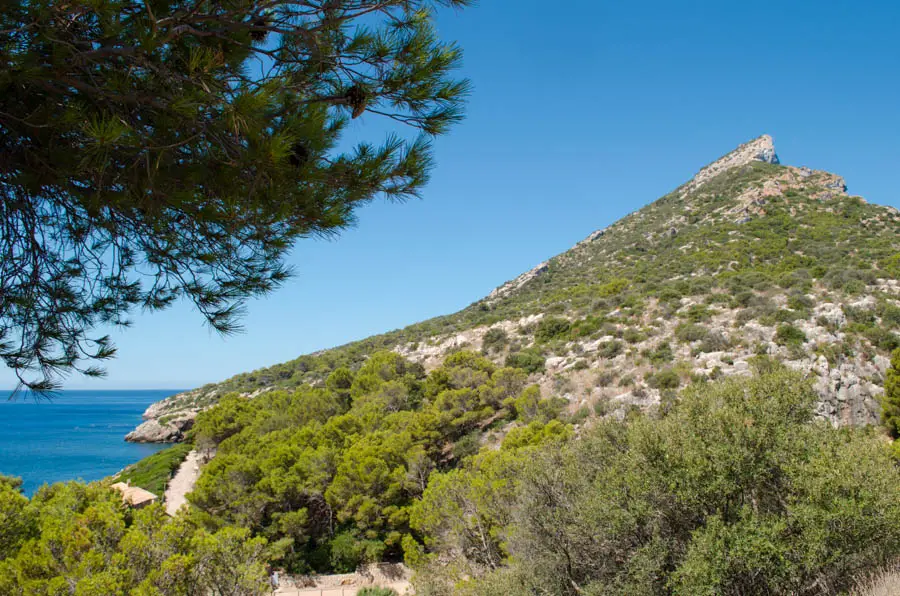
[680,304,712,322]
[646,369,680,389]
[482,328,509,353]
[505,351,545,374]
[881,349,900,438]
[775,323,806,347]
[330,532,386,573]
[675,323,708,343]
[358,589,398,596]
[698,331,730,353]
[436,369,900,596]
[598,340,623,359]
[623,327,645,344]
[787,293,814,311]
[535,317,571,343]
[647,341,674,365]
[866,327,900,352]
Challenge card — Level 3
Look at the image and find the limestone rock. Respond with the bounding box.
[680,134,779,197]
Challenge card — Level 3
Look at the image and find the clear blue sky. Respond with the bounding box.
[4,0,899,389]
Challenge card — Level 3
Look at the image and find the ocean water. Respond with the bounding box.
[0,390,180,495]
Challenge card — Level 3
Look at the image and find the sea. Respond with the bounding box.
[0,390,181,495]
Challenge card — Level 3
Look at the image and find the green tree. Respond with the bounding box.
[880,348,900,438]
[0,0,471,391]
[0,481,274,594]
[0,476,34,560]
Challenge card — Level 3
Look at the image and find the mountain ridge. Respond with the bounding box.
[126,135,900,442]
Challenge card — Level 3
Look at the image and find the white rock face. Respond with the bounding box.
[125,416,194,443]
[680,134,779,197]
[486,261,550,304]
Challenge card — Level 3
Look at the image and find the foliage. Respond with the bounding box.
[0,0,471,391]
[0,480,273,594]
[880,349,900,438]
[675,323,709,343]
[114,443,192,498]
[358,588,399,596]
[534,317,571,343]
[775,323,807,347]
[187,351,553,573]
[645,368,680,389]
[482,328,510,354]
[504,350,545,374]
[0,475,34,561]
[414,369,900,596]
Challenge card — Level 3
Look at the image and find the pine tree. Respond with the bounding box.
[881,348,900,438]
[0,0,472,391]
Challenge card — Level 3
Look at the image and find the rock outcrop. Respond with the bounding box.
[125,415,194,443]
[486,261,550,304]
[680,134,779,197]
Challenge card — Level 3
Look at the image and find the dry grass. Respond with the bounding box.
[849,565,900,596]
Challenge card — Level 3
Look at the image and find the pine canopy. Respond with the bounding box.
[0,0,471,391]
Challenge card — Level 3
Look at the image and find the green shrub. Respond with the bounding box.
[623,327,645,343]
[881,349,900,438]
[681,304,712,322]
[787,293,814,311]
[675,323,708,343]
[866,327,900,353]
[877,302,900,328]
[646,369,681,389]
[535,317,571,343]
[113,443,192,497]
[773,308,804,323]
[358,588,398,596]
[699,331,730,353]
[647,342,674,365]
[568,405,591,424]
[482,328,509,353]
[431,369,900,596]
[775,324,806,347]
[330,533,386,573]
[505,350,545,374]
[598,340,623,359]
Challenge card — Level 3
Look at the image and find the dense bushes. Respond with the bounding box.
[504,349,545,373]
[187,351,548,573]
[880,349,900,438]
[412,368,900,596]
[534,317,570,342]
[775,323,806,347]
[0,481,272,594]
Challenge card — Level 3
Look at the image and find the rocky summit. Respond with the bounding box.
[127,135,900,442]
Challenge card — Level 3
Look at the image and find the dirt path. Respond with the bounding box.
[273,563,412,595]
[165,449,203,516]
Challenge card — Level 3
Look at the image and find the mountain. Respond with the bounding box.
[126,134,900,442]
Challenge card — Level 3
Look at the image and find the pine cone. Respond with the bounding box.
[345,85,367,119]
[250,18,269,42]
[289,143,309,167]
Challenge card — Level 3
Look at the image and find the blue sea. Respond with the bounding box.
[0,390,181,495]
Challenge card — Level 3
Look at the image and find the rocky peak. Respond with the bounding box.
[680,134,780,197]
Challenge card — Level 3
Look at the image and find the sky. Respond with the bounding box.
[3,0,900,390]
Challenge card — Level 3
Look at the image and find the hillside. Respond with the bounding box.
[126,134,900,442]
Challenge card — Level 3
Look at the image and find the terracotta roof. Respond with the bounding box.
[111,482,158,506]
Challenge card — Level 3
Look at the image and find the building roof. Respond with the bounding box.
[111,482,158,506]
